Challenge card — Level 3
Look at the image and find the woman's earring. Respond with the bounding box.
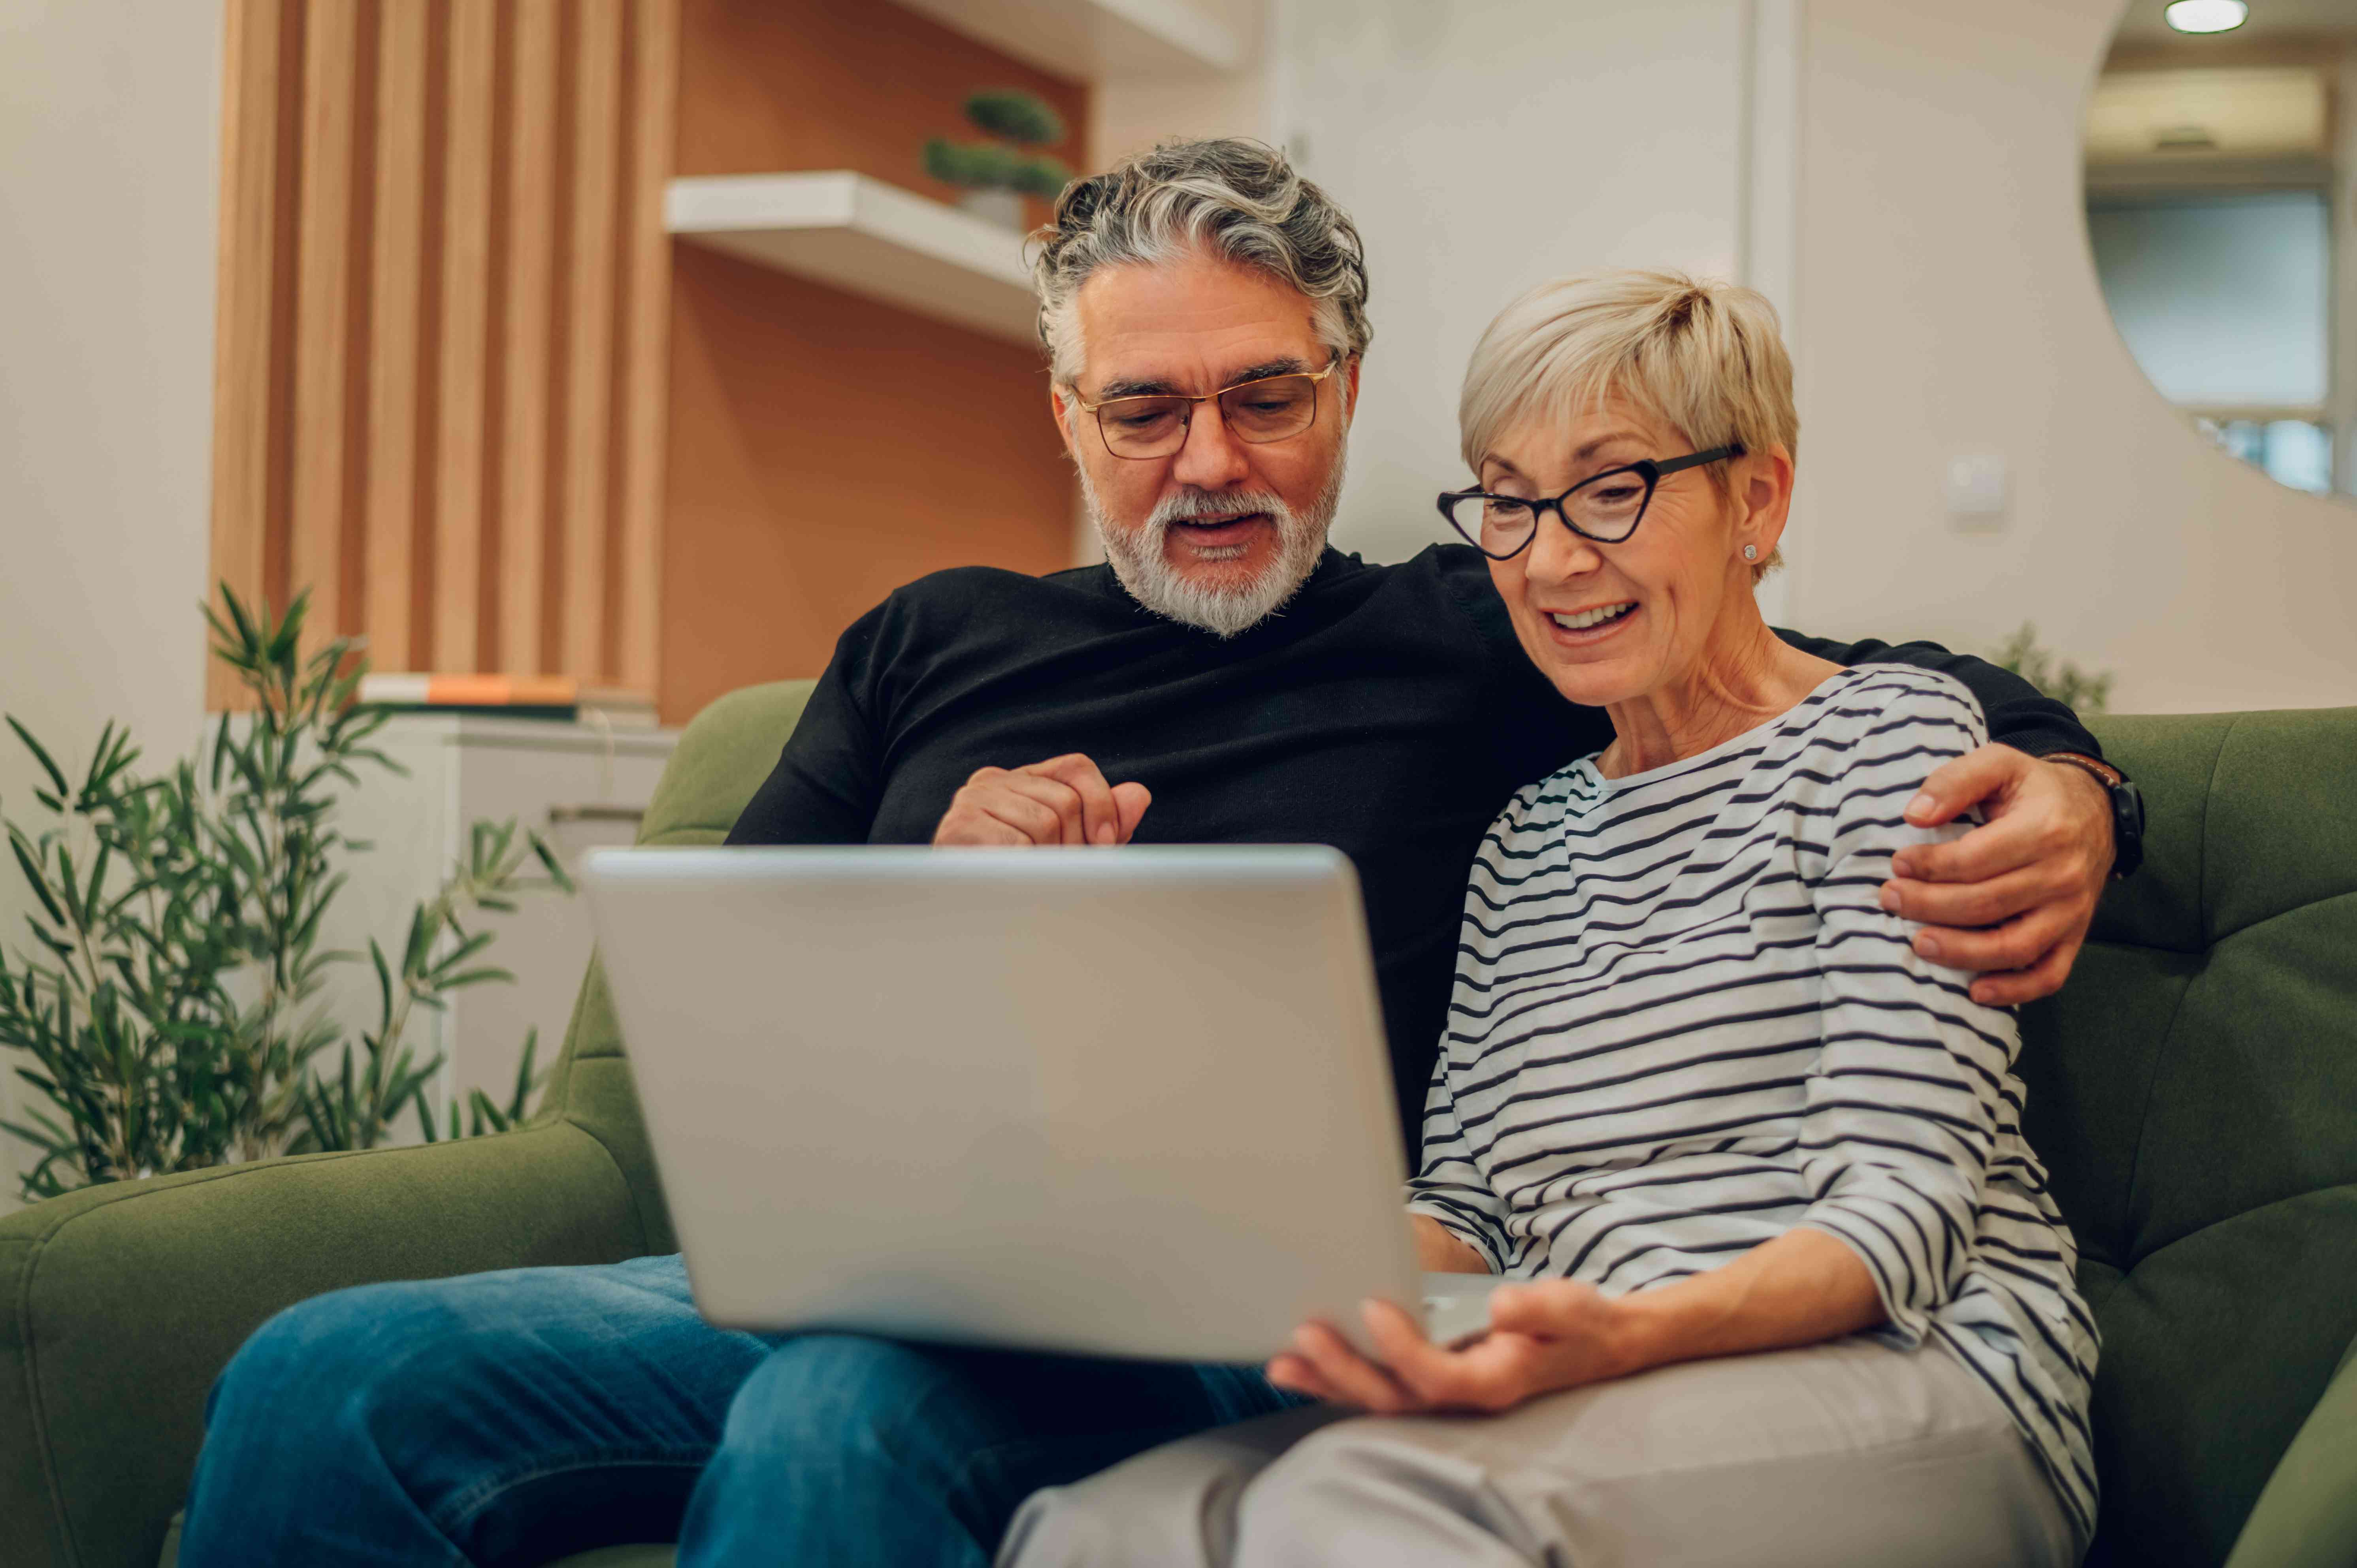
[1743,544,1758,561]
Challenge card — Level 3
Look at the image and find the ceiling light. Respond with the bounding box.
[2164,0,2250,33]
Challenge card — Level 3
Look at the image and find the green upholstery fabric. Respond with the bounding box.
[0,681,813,1568]
[2,685,2349,1568]
[527,680,818,1262]
[2018,708,2357,1568]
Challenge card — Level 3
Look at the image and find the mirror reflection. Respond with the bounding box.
[2085,0,2355,498]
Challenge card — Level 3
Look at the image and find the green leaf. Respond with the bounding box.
[963,87,1065,145]
[6,716,70,799]
[508,1028,541,1120]
[529,834,577,894]
[431,928,496,975]
[9,832,66,926]
[401,907,432,981]
[218,582,260,654]
[411,1082,442,1143]
[369,939,394,1026]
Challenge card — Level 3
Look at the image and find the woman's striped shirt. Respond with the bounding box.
[1406,664,2098,1536]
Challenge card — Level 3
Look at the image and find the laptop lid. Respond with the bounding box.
[582,845,1423,1363]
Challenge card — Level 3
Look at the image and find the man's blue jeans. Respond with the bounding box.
[177,1253,1302,1567]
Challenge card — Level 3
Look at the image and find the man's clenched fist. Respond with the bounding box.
[931,753,1151,847]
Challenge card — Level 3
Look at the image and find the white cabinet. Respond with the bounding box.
[326,715,679,1133]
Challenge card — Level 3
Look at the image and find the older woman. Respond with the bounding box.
[1002,271,2096,1567]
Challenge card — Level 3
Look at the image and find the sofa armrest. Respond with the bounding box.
[2226,1331,2357,1568]
[0,1120,649,1568]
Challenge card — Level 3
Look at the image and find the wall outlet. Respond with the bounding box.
[1946,454,2009,527]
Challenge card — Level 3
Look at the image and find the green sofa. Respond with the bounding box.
[0,682,2350,1568]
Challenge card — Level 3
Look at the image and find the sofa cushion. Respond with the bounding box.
[2020,708,2357,1567]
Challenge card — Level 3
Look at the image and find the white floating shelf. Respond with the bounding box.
[666,171,1037,345]
[897,0,1243,78]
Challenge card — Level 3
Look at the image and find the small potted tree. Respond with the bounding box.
[924,88,1073,229]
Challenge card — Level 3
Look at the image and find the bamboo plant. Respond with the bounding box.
[0,585,571,1202]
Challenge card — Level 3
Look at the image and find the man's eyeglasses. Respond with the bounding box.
[1436,445,1745,559]
[1070,360,1344,461]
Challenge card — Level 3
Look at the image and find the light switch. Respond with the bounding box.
[1946,454,2008,526]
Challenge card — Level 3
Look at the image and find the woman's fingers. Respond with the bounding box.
[1358,1299,1473,1407]
[1483,1280,1592,1335]
[1265,1353,1338,1402]
[1289,1320,1412,1413]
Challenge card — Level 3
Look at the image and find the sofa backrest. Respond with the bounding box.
[537,679,818,1257]
[2017,707,2357,1567]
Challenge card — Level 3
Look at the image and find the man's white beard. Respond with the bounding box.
[1083,452,1346,640]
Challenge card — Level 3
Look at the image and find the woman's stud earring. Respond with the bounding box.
[1743,544,1758,561]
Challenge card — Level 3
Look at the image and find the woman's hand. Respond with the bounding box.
[1270,1231,1887,1416]
[1266,1282,1634,1416]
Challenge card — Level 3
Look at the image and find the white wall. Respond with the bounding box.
[1270,0,1751,565]
[1790,0,2357,713]
[0,0,224,1201]
[1090,0,1273,164]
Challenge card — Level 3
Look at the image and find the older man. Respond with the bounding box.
[179,139,2126,1568]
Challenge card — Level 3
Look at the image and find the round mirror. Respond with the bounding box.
[2084,0,2355,499]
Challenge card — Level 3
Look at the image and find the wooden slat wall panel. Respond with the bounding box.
[363,0,430,670]
[205,0,291,710]
[559,0,622,679]
[615,0,677,695]
[432,0,497,671]
[497,0,560,677]
[287,0,362,649]
[203,0,677,704]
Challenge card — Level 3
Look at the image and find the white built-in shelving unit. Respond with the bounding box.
[665,171,1037,344]
[896,0,1243,78]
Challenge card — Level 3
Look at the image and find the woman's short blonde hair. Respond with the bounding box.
[1458,269,1797,581]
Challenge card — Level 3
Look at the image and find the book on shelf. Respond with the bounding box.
[357,674,659,729]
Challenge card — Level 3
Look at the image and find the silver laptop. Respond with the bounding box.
[582,845,1494,1364]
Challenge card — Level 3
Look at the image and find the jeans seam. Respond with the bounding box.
[432,1445,716,1536]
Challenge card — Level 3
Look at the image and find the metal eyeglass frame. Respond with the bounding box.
[1068,359,1347,460]
[1436,444,1747,559]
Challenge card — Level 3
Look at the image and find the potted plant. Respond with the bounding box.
[0,585,569,1202]
[923,88,1074,230]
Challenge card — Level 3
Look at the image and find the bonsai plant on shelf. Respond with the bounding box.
[923,88,1073,229]
[0,584,571,1203]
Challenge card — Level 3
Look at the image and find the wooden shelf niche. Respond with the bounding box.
[667,171,1037,344]
[658,0,1093,725]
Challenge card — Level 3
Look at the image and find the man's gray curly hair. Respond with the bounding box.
[1029,138,1372,388]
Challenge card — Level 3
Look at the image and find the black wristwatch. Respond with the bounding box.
[2046,753,2145,881]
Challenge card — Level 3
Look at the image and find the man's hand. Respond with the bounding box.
[1882,747,2114,1007]
[931,754,1151,847]
[1266,1284,1632,1416]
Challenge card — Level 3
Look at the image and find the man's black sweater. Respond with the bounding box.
[727,545,2100,1139]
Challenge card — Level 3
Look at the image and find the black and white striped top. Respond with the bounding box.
[1407,664,2098,1536]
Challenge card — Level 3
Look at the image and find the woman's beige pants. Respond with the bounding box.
[996,1337,2082,1568]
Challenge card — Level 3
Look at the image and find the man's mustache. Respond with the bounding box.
[1145,490,1291,528]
